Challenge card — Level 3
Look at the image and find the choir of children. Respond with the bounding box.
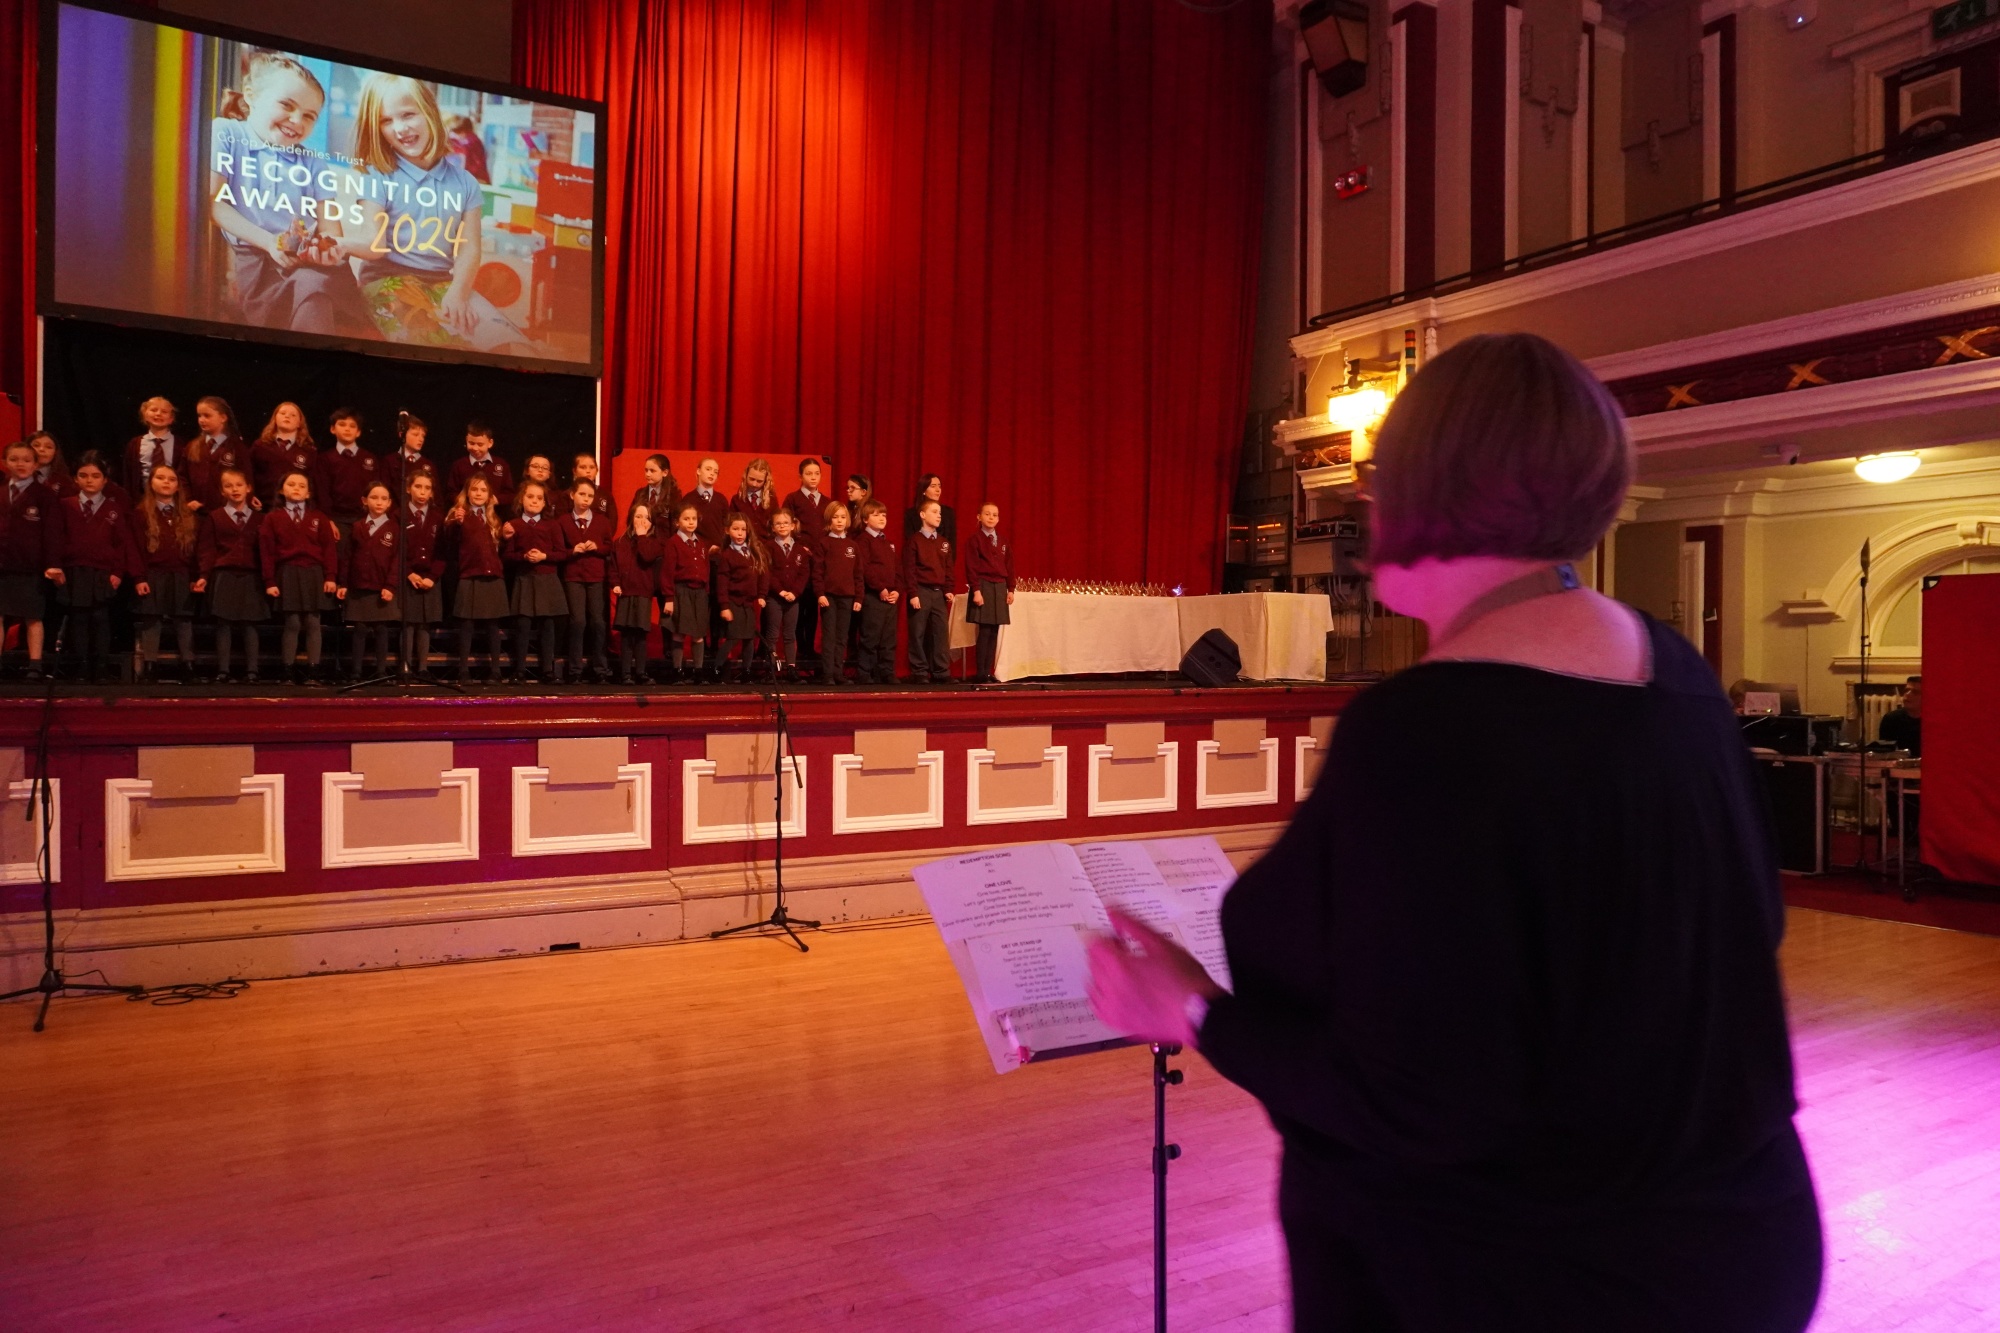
[0,406,1026,687]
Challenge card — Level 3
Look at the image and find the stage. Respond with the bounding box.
[3,906,1994,1331]
[0,679,1353,992]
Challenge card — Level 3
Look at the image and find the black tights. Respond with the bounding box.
[349,623,394,678]
[513,615,559,679]
[617,628,649,679]
[977,623,1000,679]
[280,612,323,668]
[456,618,506,677]
[671,636,706,670]
[215,624,261,678]
[68,605,113,679]
[137,616,194,668]
[400,624,432,675]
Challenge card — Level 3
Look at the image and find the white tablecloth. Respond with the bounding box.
[1175,593,1333,682]
[992,591,1330,682]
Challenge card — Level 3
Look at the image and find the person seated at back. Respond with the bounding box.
[1877,676,1922,757]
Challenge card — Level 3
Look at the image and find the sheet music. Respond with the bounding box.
[914,843,1107,944]
[915,834,1237,1072]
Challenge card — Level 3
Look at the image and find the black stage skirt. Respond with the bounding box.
[968,580,1011,626]
[400,584,444,625]
[344,588,400,623]
[59,567,118,609]
[135,568,194,619]
[277,563,335,614]
[511,566,567,617]
[0,571,45,620]
[453,575,509,620]
[209,569,269,623]
[669,585,709,638]
[721,601,758,640]
[613,590,653,632]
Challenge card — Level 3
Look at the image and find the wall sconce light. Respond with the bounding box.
[1300,0,1370,98]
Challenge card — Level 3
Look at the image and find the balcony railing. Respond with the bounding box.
[1303,142,1933,333]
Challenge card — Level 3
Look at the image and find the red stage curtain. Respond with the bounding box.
[0,0,37,443]
[1920,572,2000,886]
[514,0,1271,590]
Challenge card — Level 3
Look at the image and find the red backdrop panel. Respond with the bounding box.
[513,0,1272,593]
[1920,572,2000,885]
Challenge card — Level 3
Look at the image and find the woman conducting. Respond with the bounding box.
[1089,333,1822,1332]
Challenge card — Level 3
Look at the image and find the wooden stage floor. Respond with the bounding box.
[3,907,1996,1331]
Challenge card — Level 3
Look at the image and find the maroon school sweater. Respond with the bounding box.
[451,509,506,580]
[313,445,381,522]
[402,505,444,583]
[257,504,338,584]
[765,536,813,598]
[556,509,611,583]
[900,528,954,593]
[814,532,862,599]
[662,531,712,588]
[49,493,140,576]
[0,478,53,575]
[859,528,899,595]
[199,505,263,576]
[709,543,766,610]
[342,515,401,592]
[962,527,1015,588]
[610,532,663,601]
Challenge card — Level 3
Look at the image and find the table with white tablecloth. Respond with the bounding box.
[987,591,1332,682]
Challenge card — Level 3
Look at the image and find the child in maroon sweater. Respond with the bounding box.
[557,479,612,682]
[762,507,813,681]
[129,463,203,682]
[502,481,568,684]
[44,453,137,683]
[962,500,1016,684]
[0,440,53,679]
[340,483,401,681]
[710,513,767,683]
[610,502,664,685]
[259,470,339,684]
[446,422,515,517]
[449,475,509,682]
[199,467,266,682]
[398,473,446,679]
[900,497,955,684]
[661,502,713,680]
[813,500,862,684]
[856,500,901,685]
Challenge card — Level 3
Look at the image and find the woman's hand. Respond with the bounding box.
[1086,909,1220,1047]
[440,280,477,337]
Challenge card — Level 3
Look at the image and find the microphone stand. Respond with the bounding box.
[0,676,144,1029]
[710,686,819,951]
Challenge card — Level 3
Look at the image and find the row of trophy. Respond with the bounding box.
[1017,578,1175,597]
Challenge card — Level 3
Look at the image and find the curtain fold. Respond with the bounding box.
[515,0,1271,590]
[1,0,37,442]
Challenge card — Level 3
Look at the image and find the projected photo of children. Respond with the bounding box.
[194,47,596,363]
[49,5,600,370]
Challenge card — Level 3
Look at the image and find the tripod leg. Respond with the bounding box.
[34,987,53,1033]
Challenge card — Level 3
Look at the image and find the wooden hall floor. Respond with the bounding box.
[2,908,1996,1332]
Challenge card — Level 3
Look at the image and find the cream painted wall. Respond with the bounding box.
[1733,0,1870,191]
[1620,474,2000,716]
[1435,0,1474,281]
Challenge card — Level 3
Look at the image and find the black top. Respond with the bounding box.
[1201,616,1814,1251]
[1878,707,1922,757]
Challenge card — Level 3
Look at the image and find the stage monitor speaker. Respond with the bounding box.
[1179,630,1242,688]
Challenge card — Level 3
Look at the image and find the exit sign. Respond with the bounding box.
[1933,0,2000,41]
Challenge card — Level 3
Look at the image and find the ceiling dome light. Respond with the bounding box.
[1854,452,1921,484]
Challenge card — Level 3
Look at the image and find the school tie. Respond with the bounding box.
[234,509,248,527]
[288,503,304,522]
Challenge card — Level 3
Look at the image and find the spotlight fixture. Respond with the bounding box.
[1299,0,1370,98]
[1854,452,1920,484]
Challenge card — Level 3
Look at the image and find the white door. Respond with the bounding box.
[1676,541,1706,654]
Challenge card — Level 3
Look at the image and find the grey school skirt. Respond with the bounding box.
[135,569,194,619]
[967,580,1011,626]
[277,563,335,614]
[613,590,653,632]
[510,566,568,618]
[400,584,444,625]
[669,585,709,637]
[209,569,269,623]
[344,588,400,623]
[453,575,509,620]
[721,599,758,640]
